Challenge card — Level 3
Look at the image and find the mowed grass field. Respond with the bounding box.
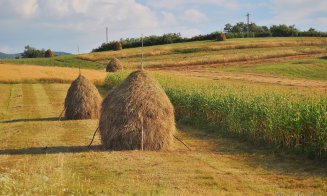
[0,63,106,85]
[0,37,327,194]
[0,82,326,195]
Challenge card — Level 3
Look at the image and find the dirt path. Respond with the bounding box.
[0,83,326,195]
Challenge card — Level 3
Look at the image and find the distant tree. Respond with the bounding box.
[270,24,298,37]
[224,23,233,33]
[21,45,45,58]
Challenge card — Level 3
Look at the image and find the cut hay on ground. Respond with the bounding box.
[64,75,102,120]
[106,58,123,72]
[99,70,176,150]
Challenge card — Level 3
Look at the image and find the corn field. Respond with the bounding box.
[105,71,327,159]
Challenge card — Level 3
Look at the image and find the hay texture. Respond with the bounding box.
[99,70,175,150]
[45,49,55,58]
[64,75,102,120]
[115,42,123,50]
[106,58,123,72]
[217,32,227,41]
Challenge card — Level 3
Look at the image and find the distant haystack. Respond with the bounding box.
[115,42,123,50]
[64,75,102,120]
[217,32,227,41]
[106,58,123,72]
[99,70,175,150]
[45,49,55,58]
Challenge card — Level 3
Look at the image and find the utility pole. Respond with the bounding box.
[106,27,108,43]
[77,45,80,75]
[246,12,250,38]
[141,34,144,70]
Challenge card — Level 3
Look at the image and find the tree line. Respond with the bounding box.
[92,23,327,52]
[21,45,55,58]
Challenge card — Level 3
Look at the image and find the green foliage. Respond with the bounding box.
[92,33,185,52]
[216,57,327,81]
[270,24,299,37]
[21,45,45,58]
[1,55,103,69]
[104,72,327,159]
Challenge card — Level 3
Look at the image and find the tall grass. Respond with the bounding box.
[105,71,327,159]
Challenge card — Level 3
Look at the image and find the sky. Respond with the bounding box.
[0,0,326,54]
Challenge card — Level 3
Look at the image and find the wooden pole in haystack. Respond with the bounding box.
[141,34,144,70]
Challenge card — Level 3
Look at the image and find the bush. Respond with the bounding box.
[21,45,45,58]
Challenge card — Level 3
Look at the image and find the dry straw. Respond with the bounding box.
[106,58,123,72]
[217,32,227,41]
[99,70,176,150]
[64,75,102,120]
[115,42,123,50]
[45,49,55,58]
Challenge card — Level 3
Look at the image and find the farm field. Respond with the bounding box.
[0,37,327,194]
[0,63,106,84]
[0,82,326,195]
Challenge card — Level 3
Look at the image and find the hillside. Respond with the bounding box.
[1,37,326,83]
[0,51,71,59]
[0,52,21,59]
[0,37,327,194]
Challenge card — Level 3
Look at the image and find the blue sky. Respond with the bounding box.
[0,0,326,54]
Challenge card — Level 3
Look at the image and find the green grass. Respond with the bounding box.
[216,56,327,80]
[0,55,103,70]
[79,37,327,69]
[105,71,327,159]
[0,83,326,194]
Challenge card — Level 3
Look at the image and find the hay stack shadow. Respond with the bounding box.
[99,70,176,150]
[64,75,102,120]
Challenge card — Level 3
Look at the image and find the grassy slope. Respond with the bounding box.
[216,56,327,81]
[0,83,326,194]
[0,55,103,70]
[80,37,327,69]
[1,37,327,76]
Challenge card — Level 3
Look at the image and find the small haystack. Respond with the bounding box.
[217,32,227,41]
[99,70,175,150]
[115,42,123,50]
[64,75,102,120]
[106,58,123,72]
[45,49,55,58]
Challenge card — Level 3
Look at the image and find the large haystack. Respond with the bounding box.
[64,75,102,120]
[99,70,175,150]
[45,49,55,58]
[106,58,123,72]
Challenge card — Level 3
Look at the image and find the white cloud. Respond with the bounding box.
[270,0,327,26]
[181,28,202,38]
[148,0,240,10]
[6,0,38,17]
[183,9,208,23]
[161,11,178,26]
